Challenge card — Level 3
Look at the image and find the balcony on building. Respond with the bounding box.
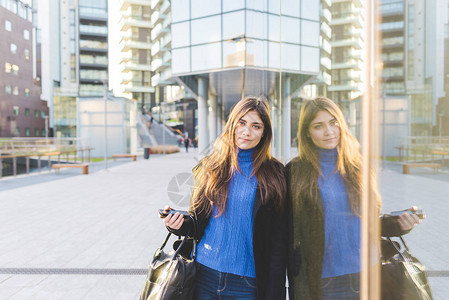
[150,0,164,11]
[79,23,108,38]
[328,81,364,92]
[79,6,107,22]
[121,61,152,73]
[332,59,363,70]
[120,37,152,52]
[331,37,363,49]
[121,0,151,11]
[121,16,152,31]
[330,12,363,28]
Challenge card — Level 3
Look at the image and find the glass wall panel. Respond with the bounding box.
[301,46,319,73]
[246,11,267,40]
[282,16,300,44]
[301,0,319,21]
[191,0,220,19]
[247,40,268,68]
[172,48,191,73]
[191,43,221,71]
[223,41,245,68]
[268,41,280,69]
[281,0,299,17]
[281,43,300,71]
[268,14,280,42]
[246,0,267,12]
[191,16,221,45]
[223,0,244,12]
[301,20,319,47]
[171,0,190,23]
[223,11,245,41]
[171,22,190,48]
[268,0,280,14]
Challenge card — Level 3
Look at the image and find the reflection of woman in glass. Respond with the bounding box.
[164,97,287,299]
[286,97,420,299]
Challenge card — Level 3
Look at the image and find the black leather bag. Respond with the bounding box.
[140,230,197,300]
[381,236,433,300]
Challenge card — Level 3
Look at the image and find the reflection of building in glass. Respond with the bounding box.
[0,0,49,137]
[116,0,154,112]
[437,1,449,136]
[169,0,320,159]
[328,0,366,112]
[36,0,108,137]
[405,0,446,136]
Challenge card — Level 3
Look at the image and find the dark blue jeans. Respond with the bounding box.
[195,263,257,300]
[320,272,360,300]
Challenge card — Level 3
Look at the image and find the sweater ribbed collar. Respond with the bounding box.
[318,147,338,164]
[237,147,255,162]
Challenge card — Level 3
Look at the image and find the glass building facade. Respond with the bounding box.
[171,0,320,75]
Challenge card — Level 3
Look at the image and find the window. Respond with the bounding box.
[25,108,30,116]
[13,106,19,115]
[12,64,19,75]
[15,127,20,136]
[24,29,29,40]
[5,20,11,31]
[42,129,46,136]
[13,86,18,95]
[41,111,46,118]
[24,49,30,59]
[34,110,39,118]
[25,128,30,136]
[10,43,17,54]
[35,128,40,136]
[5,85,12,94]
[25,88,30,96]
[5,62,12,73]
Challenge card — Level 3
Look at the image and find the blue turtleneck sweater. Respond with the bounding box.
[318,148,361,278]
[196,148,257,277]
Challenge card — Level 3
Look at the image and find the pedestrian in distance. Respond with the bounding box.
[163,96,287,299]
[286,97,421,300]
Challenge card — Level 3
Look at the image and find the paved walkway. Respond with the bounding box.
[0,149,447,299]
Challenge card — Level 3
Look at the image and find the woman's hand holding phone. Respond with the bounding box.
[160,205,185,230]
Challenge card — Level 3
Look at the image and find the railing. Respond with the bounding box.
[0,138,93,179]
[394,136,449,165]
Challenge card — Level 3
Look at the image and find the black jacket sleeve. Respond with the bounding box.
[381,214,413,237]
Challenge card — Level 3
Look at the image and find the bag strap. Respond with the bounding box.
[160,232,172,251]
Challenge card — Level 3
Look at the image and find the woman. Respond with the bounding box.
[164,96,287,299]
[286,97,420,299]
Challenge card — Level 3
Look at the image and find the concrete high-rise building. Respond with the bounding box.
[328,0,366,112]
[36,0,108,137]
[380,0,406,95]
[0,0,48,137]
[113,0,153,112]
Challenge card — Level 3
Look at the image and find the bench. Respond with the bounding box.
[111,154,137,161]
[52,164,89,175]
[402,163,441,174]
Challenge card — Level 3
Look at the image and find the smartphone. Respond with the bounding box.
[390,209,425,219]
[158,208,191,221]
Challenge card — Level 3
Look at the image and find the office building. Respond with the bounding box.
[0,0,48,137]
[36,0,108,137]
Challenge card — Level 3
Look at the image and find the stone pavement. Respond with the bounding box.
[0,149,447,299]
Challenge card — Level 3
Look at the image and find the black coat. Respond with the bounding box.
[286,158,412,300]
[170,170,288,299]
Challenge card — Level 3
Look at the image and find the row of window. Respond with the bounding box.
[4,20,30,39]
[12,106,46,118]
[5,85,30,96]
[14,128,47,137]
[0,0,33,21]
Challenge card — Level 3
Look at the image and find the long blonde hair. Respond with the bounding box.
[191,96,286,217]
[296,97,380,214]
